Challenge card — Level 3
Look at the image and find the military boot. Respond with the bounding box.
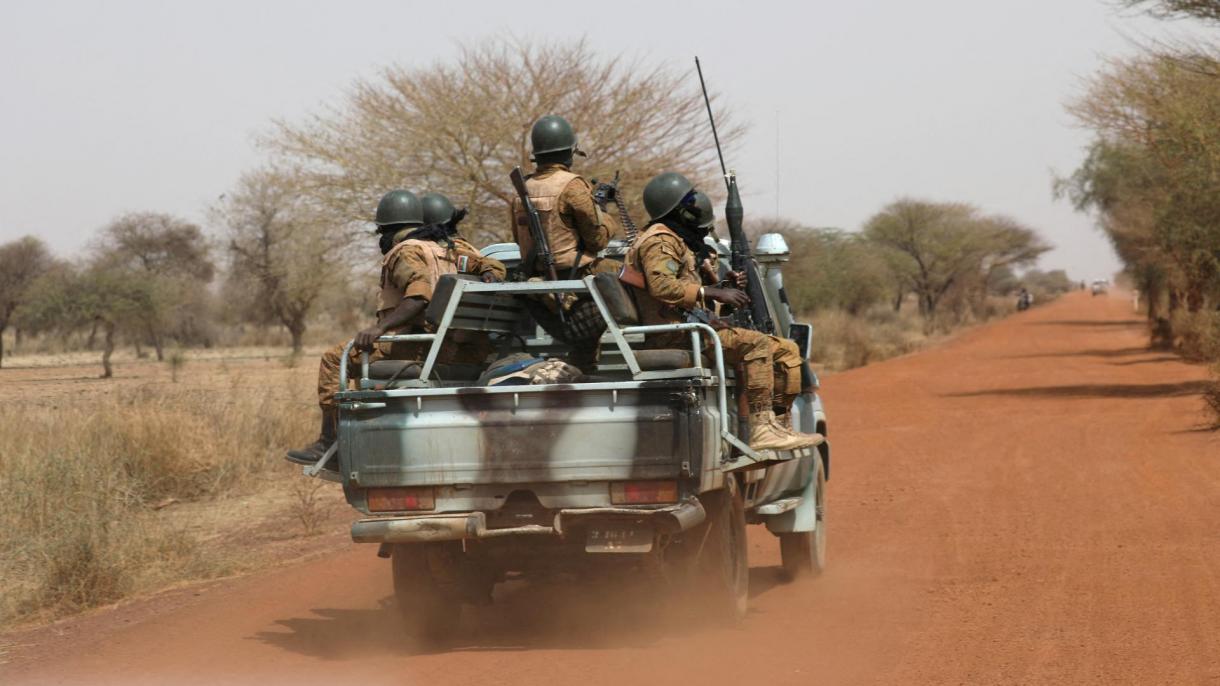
[772,408,825,448]
[286,407,338,467]
[749,411,818,452]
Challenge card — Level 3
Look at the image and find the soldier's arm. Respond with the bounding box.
[560,178,609,253]
[638,235,701,308]
[355,250,429,349]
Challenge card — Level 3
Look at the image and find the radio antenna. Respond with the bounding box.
[695,56,730,192]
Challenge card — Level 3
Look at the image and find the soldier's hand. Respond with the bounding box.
[705,287,750,309]
[726,270,748,288]
[354,326,385,351]
[481,271,502,283]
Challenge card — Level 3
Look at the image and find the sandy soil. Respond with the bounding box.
[2,291,1217,685]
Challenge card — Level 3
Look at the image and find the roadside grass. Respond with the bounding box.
[807,297,1018,372]
[1204,366,1220,431]
[0,378,315,626]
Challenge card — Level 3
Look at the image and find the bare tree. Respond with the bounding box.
[94,212,215,360]
[214,169,349,353]
[270,37,744,245]
[0,236,54,367]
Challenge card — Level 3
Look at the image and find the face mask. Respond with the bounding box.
[378,231,396,255]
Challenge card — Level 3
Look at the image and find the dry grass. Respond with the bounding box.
[1204,366,1220,431]
[808,306,931,371]
[807,297,1019,372]
[0,375,315,626]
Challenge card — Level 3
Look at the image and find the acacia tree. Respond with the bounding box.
[19,263,154,378]
[215,169,349,353]
[94,212,215,360]
[863,200,1048,319]
[270,37,742,245]
[0,236,55,367]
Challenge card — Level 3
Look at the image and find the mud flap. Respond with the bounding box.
[764,461,818,534]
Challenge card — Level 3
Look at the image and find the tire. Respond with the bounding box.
[696,477,750,621]
[780,457,827,580]
[390,543,462,642]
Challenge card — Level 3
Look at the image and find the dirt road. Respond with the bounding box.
[4,292,1218,685]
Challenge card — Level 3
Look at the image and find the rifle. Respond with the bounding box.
[510,166,567,322]
[695,56,774,335]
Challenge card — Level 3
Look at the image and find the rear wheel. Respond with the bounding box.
[390,543,462,642]
[779,457,827,579]
[696,477,749,621]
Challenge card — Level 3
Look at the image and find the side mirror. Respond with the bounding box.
[789,322,813,360]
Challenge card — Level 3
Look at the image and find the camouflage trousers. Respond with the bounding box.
[316,334,493,409]
[649,327,803,415]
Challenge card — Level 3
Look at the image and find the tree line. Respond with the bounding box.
[1058,0,1220,358]
[0,37,1062,374]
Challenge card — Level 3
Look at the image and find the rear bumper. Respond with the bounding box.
[350,496,706,545]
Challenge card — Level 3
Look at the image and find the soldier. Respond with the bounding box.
[689,191,806,429]
[626,173,822,452]
[510,114,619,370]
[287,190,505,464]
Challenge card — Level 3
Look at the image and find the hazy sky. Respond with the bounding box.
[0,1,1208,278]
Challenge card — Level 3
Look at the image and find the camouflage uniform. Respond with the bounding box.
[510,162,619,370]
[316,235,505,409]
[628,223,780,415]
[510,163,613,277]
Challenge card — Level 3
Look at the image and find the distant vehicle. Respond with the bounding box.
[1016,288,1033,311]
[1091,280,1108,296]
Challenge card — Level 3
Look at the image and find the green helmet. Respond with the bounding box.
[420,192,456,225]
[692,192,715,229]
[643,172,696,221]
[374,189,423,227]
[530,115,577,156]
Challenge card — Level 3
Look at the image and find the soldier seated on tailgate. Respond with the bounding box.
[286,190,506,465]
[623,172,823,453]
[510,114,622,372]
[688,191,808,432]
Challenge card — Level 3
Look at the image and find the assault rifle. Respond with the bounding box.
[510,166,566,322]
[695,57,774,335]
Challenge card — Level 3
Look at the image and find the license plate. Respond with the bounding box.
[585,526,653,553]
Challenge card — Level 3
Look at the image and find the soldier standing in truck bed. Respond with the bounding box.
[510,115,621,371]
[287,190,505,464]
[625,172,822,452]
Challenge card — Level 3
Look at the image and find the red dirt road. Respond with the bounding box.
[4,292,1218,685]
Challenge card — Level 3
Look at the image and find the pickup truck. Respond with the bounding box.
[304,232,830,638]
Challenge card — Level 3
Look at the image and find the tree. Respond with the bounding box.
[863,200,1048,319]
[94,213,215,360]
[214,169,349,353]
[1123,0,1220,23]
[1063,52,1220,318]
[0,236,54,368]
[270,37,743,245]
[19,262,155,378]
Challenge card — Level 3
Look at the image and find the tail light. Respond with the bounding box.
[367,487,435,512]
[610,480,678,505]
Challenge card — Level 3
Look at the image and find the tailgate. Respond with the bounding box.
[339,384,698,487]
